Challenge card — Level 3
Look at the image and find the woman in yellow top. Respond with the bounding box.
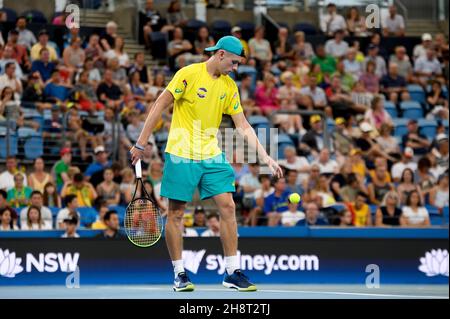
[28,158,53,194]
[350,191,372,226]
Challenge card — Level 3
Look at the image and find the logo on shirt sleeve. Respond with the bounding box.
[183,79,188,87]
[174,88,183,94]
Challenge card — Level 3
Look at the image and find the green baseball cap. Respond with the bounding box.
[205,36,245,57]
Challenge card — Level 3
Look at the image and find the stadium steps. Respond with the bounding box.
[405,19,443,36]
[81,9,155,66]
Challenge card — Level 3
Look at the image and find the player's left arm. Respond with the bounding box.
[231,112,283,178]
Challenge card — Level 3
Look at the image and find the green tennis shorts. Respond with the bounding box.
[160,153,236,202]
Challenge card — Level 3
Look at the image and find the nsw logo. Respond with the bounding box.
[182,250,206,274]
[418,249,449,277]
[0,249,24,278]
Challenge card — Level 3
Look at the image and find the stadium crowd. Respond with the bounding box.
[0,1,448,237]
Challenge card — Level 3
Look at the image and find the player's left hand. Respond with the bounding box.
[130,146,144,165]
[265,156,283,178]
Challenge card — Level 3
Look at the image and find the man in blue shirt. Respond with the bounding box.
[44,70,71,104]
[296,202,329,226]
[31,47,56,82]
[84,146,111,187]
[263,177,290,226]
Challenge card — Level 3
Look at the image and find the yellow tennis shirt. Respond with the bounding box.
[165,62,243,160]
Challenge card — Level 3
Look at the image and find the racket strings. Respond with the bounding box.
[124,200,163,246]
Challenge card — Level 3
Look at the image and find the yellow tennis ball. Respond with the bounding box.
[289,193,301,204]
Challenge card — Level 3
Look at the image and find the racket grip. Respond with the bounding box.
[135,159,142,178]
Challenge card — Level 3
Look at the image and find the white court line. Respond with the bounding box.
[97,286,448,299]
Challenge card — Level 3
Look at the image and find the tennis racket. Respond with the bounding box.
[124,159,164,247]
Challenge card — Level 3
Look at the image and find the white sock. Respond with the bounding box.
[225,256,240,275]
[172,260,185,278]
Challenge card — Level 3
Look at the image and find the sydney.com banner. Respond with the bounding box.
[0,238,448,285]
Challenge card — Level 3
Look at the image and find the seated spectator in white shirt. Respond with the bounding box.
[344,48,363,80]
[414,49,442,86]
[382,5,405,37]
[0,62,23,100]
[278,146,310,184]
[61,215,80,238]
[299,75,327,108]
[389,46,414,82]
[413,33,434,61]
[400,190,430,227]
[0,156,27,191]
[325,30,349,59]
[20,191,52,227]
[20,205,52,230]
[281,202,305,226]
[391,147,418,183]
[0,45,24,79]
[56,194,81,229]
[201,213,220,237]
[320,3,347,36]
[313,148,339,176]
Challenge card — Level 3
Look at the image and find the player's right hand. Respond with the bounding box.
[130,146,144,165]
[265,156,283,178]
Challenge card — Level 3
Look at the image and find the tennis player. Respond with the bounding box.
[130,36,282,292]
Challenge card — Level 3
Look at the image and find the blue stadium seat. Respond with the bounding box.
[430,215,443,226]
[400,101,423,119]
[150,32,168,60]
[236,21,255,41]
[77,207,98,227]
[407,84,426,105]
[49,207,60,219]
[293,23,317,35]
[443,207,449,225]
[418,119,437,140]
[24,135,44,160]
[277,134,295,159]
[248,115,269,126]
[211,20,232,39]
[384,101,398,118]
[108,205,126,224]
[393,118,409,137]
[442,120,449,134]
[21,9,48,24]
[326,118,335,133]
[426,205,440,215]
[0,134,18,158]
[369,205,378,215]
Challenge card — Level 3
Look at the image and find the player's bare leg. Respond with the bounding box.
[166,199,194,292]
[214,192,257,291]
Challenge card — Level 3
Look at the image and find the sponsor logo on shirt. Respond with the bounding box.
[197,87,207,98]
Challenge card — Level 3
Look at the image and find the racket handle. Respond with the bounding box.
[135,159,142,178]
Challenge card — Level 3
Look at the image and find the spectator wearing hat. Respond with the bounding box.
[413,33,434,61]
[15,16,37,50]
[325,29,349,59]
[84,145,112,182]
[402,119,431,157]
[300,114,326,156]
[61,215,80,238]
[355,122,395,163]
[431,134,449,176]
[320,3,347,37]
[332,117,354,158]
[382,5,405,37]
[193,206,207,227]
[30,29,59,62]
[231,26,249,59]
[53,147,72,191]
[391,147,418,183]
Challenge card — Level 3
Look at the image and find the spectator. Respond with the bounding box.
[278,147,310,186]
[391,147,418,183]
[312,44,337,75]
[56,194,81,229]
[416,157,436,201]
[390,46,414,82]
[100,21,118,51]
[6,29,31,72]
[194,26,215,57]
[91,200,109,230]
[430,134,449,176]
[397,168,424,205]
[284,169,303,195]
[182,213,198,237]
[263,177,289,226]
[413,33,434,61]
[382,5,405,37]
[400,190,430,227]
[167,27,195,70]
[96,69,123,109]
[61,215,80,238]
[296,202,328,226]
[248,26,273,65]
[320,3,347,36]
[364,95,393,132]
[255,72,279,115]
[0,45,24,79]
[350,191,371,226]
[53,147,72,191]
[292,31,314,60]
[96,210,124,238]
[380,62,408,103]
[359,60,380,94]
[300,115,326,156]
[19,190,52,226]
[239,163,261,210]
[427,80,448,112]
[0,189,9,211]
[281,201,305,226]
[376,123,400,156]
[201,213,221,237]
[166,0,188,28]
[141,0,165,49]
[43,70,72,107]
[96,168,120,206]
[349,149,368,180]
[339,173,362,203]
[193,206,207,227]
[363,44,387,78]
[313,174,337,208]
[0,207,18,230]
[247,175,274,226]
[299,74,328,110]
[30,48,56,83]
[129,52,152,85]
[343,48,363,81]
[61,173,98,207]
[332,59,356,93]
[325,29,349,59]
[231,26,250,59]
[414,49,442,86]
[27,158,52,194]
[43,182,62,208]
[20,205,52,230]
[313,148,339,175]
[15,16,37,49]
[429,174,449,210]
[63,37,85,75]
[74,70,104,112]
[326,75,359,118]
[84,34,105,70]
[345,6,366,37]
[402,119,431,157]
[338,209,354,227]
[30,29,58,62]
[7,173,33,208]
[85,145,112,182]
[104,36,130,68]
[0,156,28,191]
[375,191,402,226]
[274,27,294,61]
[0,62,22,99]
[367,164,394,205]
